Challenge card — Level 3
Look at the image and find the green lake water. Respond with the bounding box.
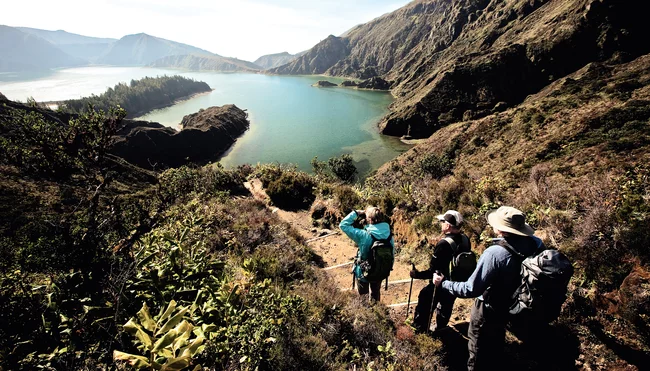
[0,67,410,174]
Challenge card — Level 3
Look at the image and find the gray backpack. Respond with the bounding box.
[502,243,574,323]
[444,235,476,281]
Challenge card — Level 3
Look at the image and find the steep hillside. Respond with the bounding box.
[148,54,261,72]
[253,52,298,69]
[271,0,648,138]
[269,35,350,75]
[367,53,650,369]
[97,33,214,66]
[0,25,84,72]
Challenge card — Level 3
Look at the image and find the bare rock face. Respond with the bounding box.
[340,80,358,87]
[111,105,249,169]
[357,77,391,90]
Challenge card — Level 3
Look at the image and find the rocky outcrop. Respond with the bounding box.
[0,92,7,102]
[313,80,337,87]
[268,35,350,75]
[253,52,297,69]
[111,105,249,169]
[271,0,650,138]
[340,80,358,87]
[357,77,390,90]
[148,54,261,73]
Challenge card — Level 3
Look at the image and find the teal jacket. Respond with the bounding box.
[339,211,394,282]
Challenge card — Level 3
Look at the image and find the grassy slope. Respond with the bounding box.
[368,54,650,368]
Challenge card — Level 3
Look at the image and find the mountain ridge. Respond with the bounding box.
[148,54,261,72]
[97,33,216,66]
[270,0,649,138]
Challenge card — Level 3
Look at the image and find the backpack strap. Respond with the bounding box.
[371,231,393,244]
[443,236,458,254]
[497,238,527,260]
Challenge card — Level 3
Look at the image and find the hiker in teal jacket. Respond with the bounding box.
[339,206,394,302]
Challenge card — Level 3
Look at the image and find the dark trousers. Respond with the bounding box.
[467,298,508,371]
[413,282,456,332]
[357,279,381,302]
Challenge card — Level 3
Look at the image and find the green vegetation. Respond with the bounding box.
[311,154,358,182]
[2,101,450,370]
[63,75,211,118]
[266,171,316,210]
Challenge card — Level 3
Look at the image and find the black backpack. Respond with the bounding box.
[444,235,476,281]
[359,233,394,282]
[502,242,574,323]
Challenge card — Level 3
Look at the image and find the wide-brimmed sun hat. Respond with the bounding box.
[436,210,463,227]
[486,206,535,236]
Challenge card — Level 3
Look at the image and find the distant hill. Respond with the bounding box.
[15,27,116,45]
[269,35,349,75]
[149,54,261,72]
[0,25,84,72]
[16,27,116,62]
[97,33,215,66]
[253,52,298,69]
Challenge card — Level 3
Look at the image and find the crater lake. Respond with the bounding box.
[0,67,410,175]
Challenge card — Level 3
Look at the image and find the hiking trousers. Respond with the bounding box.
[467,298,508,371]
[413,282,456,332]
[357,279,381,302]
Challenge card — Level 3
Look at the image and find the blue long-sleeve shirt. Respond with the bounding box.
[441,235,544,310]
[339,211,394,282]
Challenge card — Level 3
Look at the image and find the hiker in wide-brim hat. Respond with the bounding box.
[432,206,545,370]
[486,206,535,236]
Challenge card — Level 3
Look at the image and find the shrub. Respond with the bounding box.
[267,172,316,210]
[420,153,453,179]
[328,154,357,182]
[333,185,362,214]
[158,165,245,202]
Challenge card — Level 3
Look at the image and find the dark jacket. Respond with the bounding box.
[414,233,471,280]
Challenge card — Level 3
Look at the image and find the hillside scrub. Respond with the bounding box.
[367,55,650,368]
[63,75,211,118]
[2,102,441,370]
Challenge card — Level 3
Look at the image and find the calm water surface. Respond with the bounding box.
[0,67,410,174]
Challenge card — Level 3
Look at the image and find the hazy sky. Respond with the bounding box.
[1,0,412,61]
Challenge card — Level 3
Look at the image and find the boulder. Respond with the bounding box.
[0,92,7,102]
[111,105,249,169]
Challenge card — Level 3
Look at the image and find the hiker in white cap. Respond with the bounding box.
[432,206,545,371]
[410,210,472,334]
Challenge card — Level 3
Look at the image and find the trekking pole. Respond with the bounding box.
[406,263,415,320]
[427,270,440,333]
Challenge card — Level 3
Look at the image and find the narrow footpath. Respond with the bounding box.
[245,179,473,328]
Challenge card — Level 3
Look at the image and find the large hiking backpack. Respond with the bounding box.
[444,235,477,281]
[360,233,394,282]
[505,244,574,323]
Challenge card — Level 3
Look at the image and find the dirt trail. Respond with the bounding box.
[245,179,436,317]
